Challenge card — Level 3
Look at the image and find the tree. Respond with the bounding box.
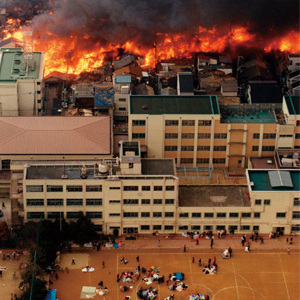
[18,278,48,300]
[0,221,9,240]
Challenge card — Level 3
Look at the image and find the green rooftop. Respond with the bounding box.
[248,170,300,191]
[0,48,43,82]
[130,95,220,115]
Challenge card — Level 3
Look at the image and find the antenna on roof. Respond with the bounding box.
[22,26,34,70]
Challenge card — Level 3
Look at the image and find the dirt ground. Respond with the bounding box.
[49,248,299,300]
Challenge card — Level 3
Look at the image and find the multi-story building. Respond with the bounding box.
[0,48,45,116]
[128,95,300,170]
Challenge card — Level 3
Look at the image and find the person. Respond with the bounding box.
[287,247,290,254]
[2,202,5,209]
[65,267,69,273]
[196,239,199,245]
[228,247,232,257]
[124,258,128,264]
[245,246,249,253]
[71,258,75,265]
[13,271,16,279]
[192,257,195,263]
[198,259,201,267]
[210,238,213,249]
[290,238,293,245]
[260,237,264,244]
[183,245,186,252]
[208,258,211,264]
[55,273,58,280]
[286,237,289,243]
[158,240,161,247]
[136,255,139,262]
[102,261,105,268]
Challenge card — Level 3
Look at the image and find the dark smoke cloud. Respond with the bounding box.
[32,0,299,49]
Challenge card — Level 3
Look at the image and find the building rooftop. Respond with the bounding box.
[178,185,250,207]
[115,75,131,83]
[247,169,300,191]
[130,95,220,115]
[178,73,194,93]
[249,84,282,104]
[141,159,175,176]
[284,95,300,115]
[0,48,44,82]
[249,157,277,169]
[0,116,111,155]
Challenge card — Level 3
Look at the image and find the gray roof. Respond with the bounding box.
[179,73,194,93]
[179,185,250,207]
[141,159,175,176]
[284,95,300,115]
[130,95,220,115]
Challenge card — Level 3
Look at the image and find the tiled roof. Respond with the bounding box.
[0,117,111,155]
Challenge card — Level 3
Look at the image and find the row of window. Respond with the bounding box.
[27,199,103,206]
[27,212,102,219]
[27,185,175,193]
[165,146,227,152]
[138,225,261,231]
[123,199,174,205]
[165,120,212,126]
[179,158,225,164]
[165,133,227,139]
[252,146,275,152]
[26,185,102,193]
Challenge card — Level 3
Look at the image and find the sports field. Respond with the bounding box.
[50,248,299,300]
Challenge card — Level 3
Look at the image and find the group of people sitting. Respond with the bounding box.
[202,260,217,275]
[168,282,188,291]
[121,270,140,282]
[142,267,161,284]
[217,230,227,238]
[137,286,158,300]
[120,257,129,264]
[189,294,210,300]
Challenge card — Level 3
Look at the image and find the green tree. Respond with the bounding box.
[18,278,48,300]
[0,221,9,240]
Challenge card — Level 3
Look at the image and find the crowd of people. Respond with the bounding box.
[137,286,158,299]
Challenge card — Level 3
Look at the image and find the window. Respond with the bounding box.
[109,213,120,217]
[119,107,126,111]
[198,120,211,126]
[179,226,188,231]
[94,225,103,232]
[165,212,174,218]
[229,225,238,231]
[294,198,300,206]
[229,212,239,218]
[297,121,300,126]
[295,133,300,139]
[181,158,193,164]
[197,158,209,164]
[124,186,138,191]
[142,186,151,191]
[252,146,259,152]
[132,120,145,126]
[67,199,83,206]
[204,225,212,231]
[86,199,102,206]
[198,133,211,139]
[27,212,44,219]
[276,213,286,219]
[165,199,174,204]
[253,225,260,231]
[240,225,250,231]
[153,212,162,218]
[119,98,126,102]
[47,185,63,192]
[262,146,275,152]
[181,133,194,139]
[197,146,210,151]
[217,212,226,218]
[165,120,178,126]
[123,212,138,218]
[192,213,201,218]
[165,225,174,230]
[66,185,82,192]
[123,199,138,205]
[154,186,162,191]
[216,225,226,230]
[292,211,300,219]
[181,146,194,151]
[253,133,260,139]
[1,160,10,170]
[291,225,300,232]
[26,199,44,206]
[204,212,214,218]
[27,185,43,193]
[153,199,162,205]
[279,135,293,138]
[165,133,178,139]
[213,158,226,164]
[214,146,226,151]
[214,133,227,139]
[166,186,175,191]
[182,120,195,126]
[191,225,201,230]
[242,213,251,218]
[141,199,150,205]
[86,185,102,192]
[86,212,102,219]
[109,200,120,204]
[254,212,261,218]
[264,199,271,205]
[141,212,150,218]
[141,225,150,231]
[179,213,189,218]
[165,146,178,151]
[47,212,63,219]
[67,212,81,219]
[263,133,276,139]
[109,187,120,190]
[47,199,63,206]
[132,133,145,139]
[255,199,262,205]
[153,225,161,230]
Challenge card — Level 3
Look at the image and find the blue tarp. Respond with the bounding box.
[94,87,114,107]
[45,289,56,300]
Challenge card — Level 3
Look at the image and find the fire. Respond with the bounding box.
[1,20,299,76]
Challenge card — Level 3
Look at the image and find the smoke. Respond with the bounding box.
[31,0,299,46]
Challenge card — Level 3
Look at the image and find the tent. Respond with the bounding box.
[44,290,56,300]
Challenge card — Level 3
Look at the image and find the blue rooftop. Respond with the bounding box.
[115,75,131,83]
[94,86,114,107]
